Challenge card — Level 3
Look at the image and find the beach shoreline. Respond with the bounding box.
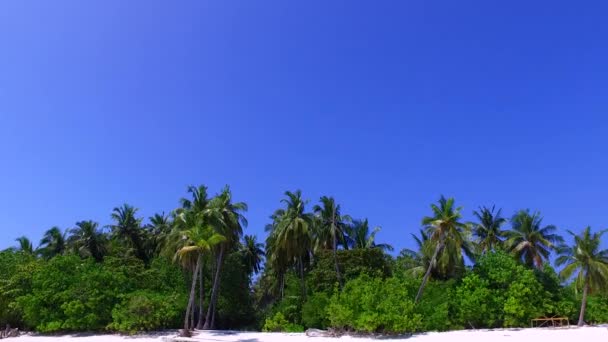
[10,326,607,342]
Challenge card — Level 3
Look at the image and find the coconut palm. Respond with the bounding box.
[146,212,172,255]
[268,190,313,300]
[68,221,107,262]
[556,227,608,326]
[109,204,149,263]
[37,227,67,259]
[397,229,432,278]
[506,210,562,268]
[347,219,394,252]
[174,211,225,333]
[15,236,34,255]
[203,186,248,330]
[472,205,507,254]
[415,196,471,303]
[313,196,351,286]
[241,234,265,275]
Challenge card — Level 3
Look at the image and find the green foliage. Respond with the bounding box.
[308,248,392,293]
[301,292,330,329]
[16,256,130,332]
[108,290,185,333]
[262,312,304,332]
[216,251,256,329]
[413,279,457,331]
[0,250,39,327]
[455,252,548,328]
[584,295,608,324]
[327,275,422,333]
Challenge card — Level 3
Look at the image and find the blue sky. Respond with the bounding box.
[1,1,607,252]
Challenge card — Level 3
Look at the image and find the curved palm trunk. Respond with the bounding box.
[184,255,202,332]
[196,259,205,329]
[203,245,225,330]
[578,279,589,326]
[415,235,445,304]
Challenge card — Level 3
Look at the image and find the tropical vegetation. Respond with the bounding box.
[1,187,608,335]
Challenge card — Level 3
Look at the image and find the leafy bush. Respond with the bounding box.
[301,292,330,329]
[308,249,392,293]
[0,250,39,328]
[108,290,185,333]
[262,312,304,332]
[327,275,422,333]
[455,252,547,328]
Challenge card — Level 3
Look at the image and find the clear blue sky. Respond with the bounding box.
[1,1,607,252]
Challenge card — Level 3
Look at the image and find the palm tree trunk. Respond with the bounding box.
[184,255,202,332]
[280,272,285,299]
[578,278,589,326]
[196,259,205,329]
[203,245,224,330]
[299,255,306,300]
[415,235,445,304]
[332,210,342,288]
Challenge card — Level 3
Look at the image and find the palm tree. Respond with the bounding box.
[268,190,313,300]
[506,210,562,268]
[472,206,507,254]
[174,211,225,333]
[203,186,248,330]
[147,212,172,255]
[68,221,107,262]
[109,204,149,263]
[415,196,470,304]
[38,226,67,259]
[241,234,265,275]
[173,185,214,330]
[347,219,394,252]
[556,227,608,326]
[313,196,351,286]
[15,236,34,255]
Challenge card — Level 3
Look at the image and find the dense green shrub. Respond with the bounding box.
[16,256,130,332]
[216,252,257,329]
[0,251,39,328]
[308,249,392,293]
[413,280,457,331]
[301,292,330,329]
[108,290,185,333]
[262,312,304,332]
[455,252,547,328]
[327,275,422,333]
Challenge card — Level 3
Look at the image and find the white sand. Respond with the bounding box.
[11,327,608,342]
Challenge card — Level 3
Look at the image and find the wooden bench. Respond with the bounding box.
[530,317,570,328]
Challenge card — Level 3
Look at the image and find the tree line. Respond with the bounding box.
[1,186,607,335]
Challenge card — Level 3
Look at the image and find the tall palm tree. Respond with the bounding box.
[268,190,313,300]
[506,210,562,268]
[147,212,172,255]
[109,204,149,263]
[313,196,351,286]
[415,196,470,304]
[556,227,608,326]
[203,186,248,330]
[265,213,289,299]
[347,219,394,252]
[241,234,265,275]
[38,227,67,259]
[15,236,34,255]
[174,212,225,334]
[472,205,507,254]
[68,221,107,262]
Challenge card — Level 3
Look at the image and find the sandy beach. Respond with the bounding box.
[10,327,608,342]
